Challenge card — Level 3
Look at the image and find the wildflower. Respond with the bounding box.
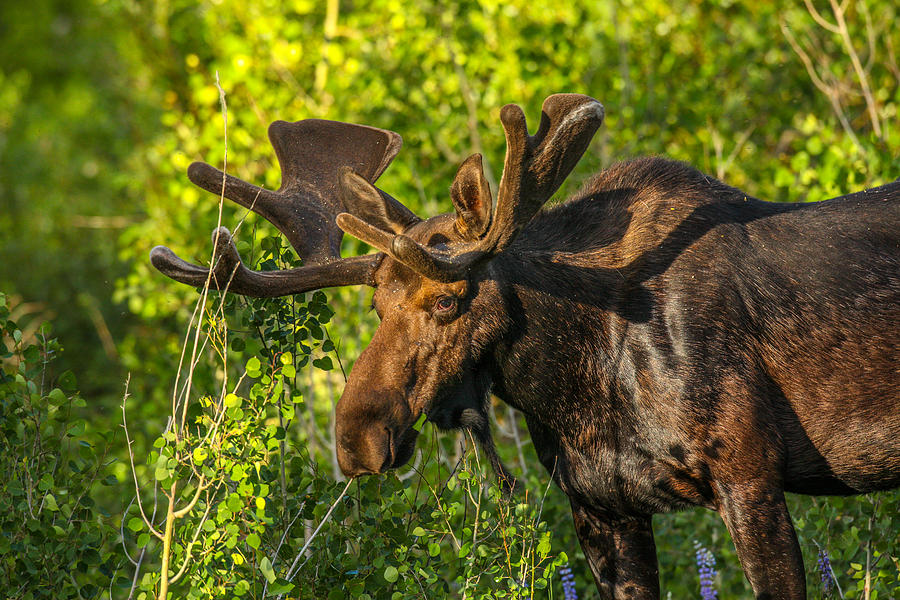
[514,577,530,600]
[693,541,718,600]
[817,548,834,596]
[558,562,578,600]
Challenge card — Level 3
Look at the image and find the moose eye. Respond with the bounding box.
[433,295,457,314]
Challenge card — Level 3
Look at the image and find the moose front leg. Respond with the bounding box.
[715,482,805,599]
[570,503,660,599]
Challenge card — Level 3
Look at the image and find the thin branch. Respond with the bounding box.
[398,447,424,481]
[718,124,757,179]
[803,0,841,34]
[172,476,209,518]
[828,0,883,137]
[126,547,147,600]
[167,490,215,585]
[120,496,141,567]
[176,70,230,440]
[283,478,355,584]
[781,21,866,153]
[439,7,497,192]
[506,404,529,476]
[860,1,877,72]
[314,0,339,98]
[121,378,165,541]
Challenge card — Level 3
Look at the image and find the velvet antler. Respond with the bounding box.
[336,94,604,281]
[151,119,409,296]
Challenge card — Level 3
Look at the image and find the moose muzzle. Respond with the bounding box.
[335,383,421,477]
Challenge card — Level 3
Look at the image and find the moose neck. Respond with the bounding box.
[486,246,632,429]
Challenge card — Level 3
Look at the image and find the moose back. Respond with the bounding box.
[152,94,900,599]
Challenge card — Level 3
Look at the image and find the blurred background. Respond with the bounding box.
[0,0,897,598]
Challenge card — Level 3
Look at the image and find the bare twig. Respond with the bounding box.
[157,71,230,600]
[781,21,866,153]
[828,0,883,137]
[439,7,497,192]
[282,478,355,585]
[167,490,215,585]
[121,377,164,541]
[314,0,339,99]
[803,0,841,34]
[505,405,529,476]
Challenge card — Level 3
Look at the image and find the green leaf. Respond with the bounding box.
[47,388,67,405]
[127,517,144,532]
[383,565,399,583]
[312,356,332,371]
[67,419,86,437]
[44,493,59,512]
[328,588,344,600]
[260,556,276,583]
[268,579,294,594]
[246,533,260,549]
[413,412,427,430]
[192,448,208,465]
[58,370,77,392]
[234,579,250,596]
[458,542,471,558]
[412,527,426,537]
[246,356,262,378]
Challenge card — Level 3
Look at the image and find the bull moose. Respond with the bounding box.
[151,94,900,599]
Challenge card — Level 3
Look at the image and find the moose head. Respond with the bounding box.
[151,93,604,487]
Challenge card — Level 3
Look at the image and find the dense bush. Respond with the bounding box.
[1,0,898,598]
[0,293,120,598]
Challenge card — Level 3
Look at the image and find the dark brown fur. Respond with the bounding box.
[335,157,900,599]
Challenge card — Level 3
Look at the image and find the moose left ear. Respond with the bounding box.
[451,154,493,240]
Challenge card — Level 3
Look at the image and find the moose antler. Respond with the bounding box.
[151,119,407,296]
[336,94,604,281]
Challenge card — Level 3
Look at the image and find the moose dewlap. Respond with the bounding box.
[152,94,900,600]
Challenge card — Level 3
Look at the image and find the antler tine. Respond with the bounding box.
[186,119,402,266]
[488,93,605,252]
[336,94,604,282]
[150,228,379,297]
[152,119,403,296]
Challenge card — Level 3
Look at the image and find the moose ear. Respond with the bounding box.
[338,167,421,234]
[451,154,493,240]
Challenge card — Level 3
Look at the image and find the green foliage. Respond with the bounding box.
[791,494,900,599]
[0,293,120,598]
[0,0,898,598]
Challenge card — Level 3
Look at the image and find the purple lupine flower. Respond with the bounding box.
[558,563,578,600]
[693,541,718,600]
[817,548,834,596]
[515,578,530,600]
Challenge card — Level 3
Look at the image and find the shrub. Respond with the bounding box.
[0,292,120,599]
